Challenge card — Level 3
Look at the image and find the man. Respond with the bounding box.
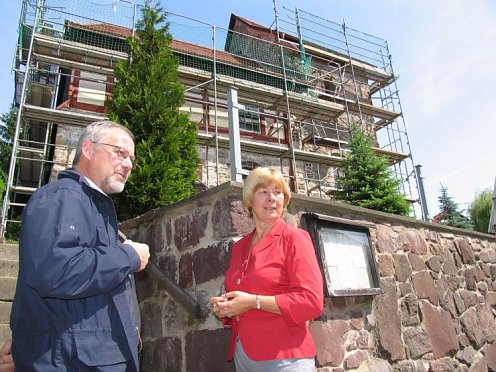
[10,120,150,371]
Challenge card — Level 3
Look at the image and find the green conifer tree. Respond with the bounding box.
[333,124,410,216]
[468,189,492,233]
[107,3,199,221]
[436,185,473,230]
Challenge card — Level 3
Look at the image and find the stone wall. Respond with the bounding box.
[121,182,496,372]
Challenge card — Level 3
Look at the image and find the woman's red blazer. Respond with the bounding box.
[223,218,324,361]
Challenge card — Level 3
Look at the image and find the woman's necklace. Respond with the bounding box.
[243,231,260,274]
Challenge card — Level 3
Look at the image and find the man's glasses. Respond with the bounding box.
[91,141,135,166]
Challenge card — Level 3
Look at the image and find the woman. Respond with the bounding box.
[211,167,323,371]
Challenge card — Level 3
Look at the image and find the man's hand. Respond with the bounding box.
[125,240,150,272]
[0,340,14,372]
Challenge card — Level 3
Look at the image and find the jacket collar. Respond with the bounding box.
[58,168,111,199]
[249,218,286,255]
[58,167,87,184]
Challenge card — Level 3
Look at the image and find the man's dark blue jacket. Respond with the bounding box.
[10,168,142,371]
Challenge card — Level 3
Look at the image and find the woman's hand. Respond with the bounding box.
[210,291,256,318]
[210,295,229,318]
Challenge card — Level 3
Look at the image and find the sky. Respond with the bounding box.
[1,0,495,219]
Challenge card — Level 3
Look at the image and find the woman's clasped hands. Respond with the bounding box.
[210,291,255,319]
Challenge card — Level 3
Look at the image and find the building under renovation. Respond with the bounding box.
[0,0,424,236]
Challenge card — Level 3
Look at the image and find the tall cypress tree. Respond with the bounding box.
[333,124,411,216]
[107,3,199,221]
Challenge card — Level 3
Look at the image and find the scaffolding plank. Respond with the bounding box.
[369,76,395,95]
[33,53,115,75]
[303,135,349,148]
[348,101,401,122]
[22,105,106,126]
[33,33,126,70]
[372,147,409,165]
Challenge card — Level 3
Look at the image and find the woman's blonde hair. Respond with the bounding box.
[242,167,291,217]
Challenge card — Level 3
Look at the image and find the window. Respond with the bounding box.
[239,105,260,133]
[303,213,381,297]
[77,71,107,106]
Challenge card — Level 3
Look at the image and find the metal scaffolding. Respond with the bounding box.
[0,0,425,238]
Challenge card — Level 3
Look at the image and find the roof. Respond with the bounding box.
[228,14,279,43]
[64,20,245,67]
[64,21,134,38]
[170,39,244,66]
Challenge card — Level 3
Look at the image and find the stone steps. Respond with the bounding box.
[0,243,18,347]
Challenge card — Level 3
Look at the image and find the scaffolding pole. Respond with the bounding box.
[1,0,42,238]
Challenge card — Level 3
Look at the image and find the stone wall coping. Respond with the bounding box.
[290,192,496,240]
[120,181,244,229]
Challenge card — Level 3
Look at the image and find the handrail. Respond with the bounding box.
[118,230,204,319]
[145,261,203,319]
